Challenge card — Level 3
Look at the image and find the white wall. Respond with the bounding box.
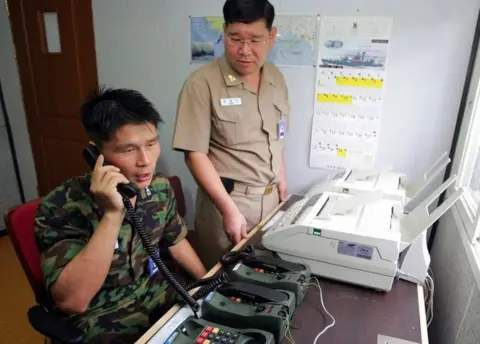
[92,0,480,226]
[0,2,38,202]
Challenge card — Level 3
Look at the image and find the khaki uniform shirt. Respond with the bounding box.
[172,56,290,186]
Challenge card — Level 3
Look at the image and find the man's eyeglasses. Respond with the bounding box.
[224,32,268,47]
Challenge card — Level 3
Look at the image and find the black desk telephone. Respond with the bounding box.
[220,245,311,306]
[201,281,296,343]
[82,144,229,315]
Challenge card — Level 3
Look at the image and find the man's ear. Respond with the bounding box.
[223,23,227,44]
[269,26,277,47]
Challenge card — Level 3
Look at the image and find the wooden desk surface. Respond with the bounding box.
[136,195,429,344]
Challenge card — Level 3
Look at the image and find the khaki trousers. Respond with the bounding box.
[194,184,280,270]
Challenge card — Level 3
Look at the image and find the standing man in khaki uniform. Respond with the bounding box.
[172,0,290,269]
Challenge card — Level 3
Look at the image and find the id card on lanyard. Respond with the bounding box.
[278,112,286,140]
[148,257,159,276]
[148,249,160,276]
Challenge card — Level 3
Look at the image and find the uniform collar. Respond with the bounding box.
[219,55,243,86]
[218,55,276,88]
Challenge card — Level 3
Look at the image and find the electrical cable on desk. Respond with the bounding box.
[278,277,335,344]
[396,269,426,285]
[396,268,435,328]
[425,268,434,327]
[309,277,336,344]
[282,315,296,344]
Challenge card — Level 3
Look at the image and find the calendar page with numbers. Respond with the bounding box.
[309,16,393,171]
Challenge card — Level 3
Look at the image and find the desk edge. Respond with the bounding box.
[417,284,429,344]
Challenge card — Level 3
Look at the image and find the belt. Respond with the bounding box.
[233,182,277,195]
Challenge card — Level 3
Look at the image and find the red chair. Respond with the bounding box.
[167,175,199,251]
[4,198,84,344]
[168,175,187,218]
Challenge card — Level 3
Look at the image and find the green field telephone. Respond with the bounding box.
[221,245,311,306]
[201,281,296,343]
[165,316,275,344]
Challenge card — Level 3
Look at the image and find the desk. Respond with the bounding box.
[137,195,429,344]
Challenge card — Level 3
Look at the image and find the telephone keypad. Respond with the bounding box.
[196,325,239,344]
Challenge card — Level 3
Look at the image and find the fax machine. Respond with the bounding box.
[262,154,463,291]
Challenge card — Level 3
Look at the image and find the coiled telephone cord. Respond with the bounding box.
[184,272,230,291]
[220,245,254,266]
[192,273,230,301]
[122,196,200,314]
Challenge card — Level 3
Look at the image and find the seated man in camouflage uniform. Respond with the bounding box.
[34,88,207,343]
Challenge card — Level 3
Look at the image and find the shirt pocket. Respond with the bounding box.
[213,106,250,145]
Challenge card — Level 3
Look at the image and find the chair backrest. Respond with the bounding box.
[4,198,46,306]
[167,176,187,218]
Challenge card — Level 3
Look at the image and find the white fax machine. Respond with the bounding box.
[262,154,462,291]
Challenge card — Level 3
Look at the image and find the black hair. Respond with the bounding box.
[223,0,275,30]
[80,87,163,146]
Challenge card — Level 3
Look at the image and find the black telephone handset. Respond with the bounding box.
[217,282,288,304]
[220,245,306,273]
[82,144,137,199]
[81,144,206,314]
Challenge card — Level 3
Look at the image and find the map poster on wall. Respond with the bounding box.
[189,15,319,67]
[309,16,393,171]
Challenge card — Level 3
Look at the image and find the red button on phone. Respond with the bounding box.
[206,327,213,332]
[201,332,209,338]
[195,338,205,343]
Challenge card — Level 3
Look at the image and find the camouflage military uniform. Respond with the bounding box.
[34,173,188,343]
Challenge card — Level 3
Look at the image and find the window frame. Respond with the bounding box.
[452,40,480,243]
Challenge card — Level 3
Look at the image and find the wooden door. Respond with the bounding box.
[7,0,98,196]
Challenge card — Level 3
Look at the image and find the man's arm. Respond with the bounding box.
[185,152,237,219]
[38,155,131,315]
[185,152,247,243]
[168,238,207,279]
[160,180,207,278]
[50,211,123,314]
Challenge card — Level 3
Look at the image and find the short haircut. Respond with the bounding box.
[223,0,275,30]
[80,87,163,146]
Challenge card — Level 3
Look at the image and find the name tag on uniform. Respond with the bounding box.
[220,97,242,106]
[115,240,119,249]
[278,120,286,139]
